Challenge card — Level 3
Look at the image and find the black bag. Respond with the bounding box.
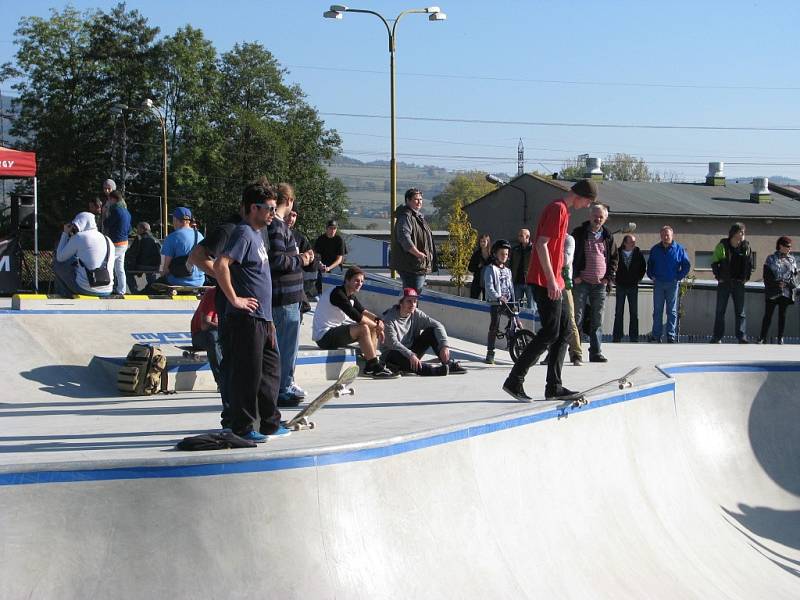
[80,240,112,288]
[168,229,198,278]
[175,431,257,451]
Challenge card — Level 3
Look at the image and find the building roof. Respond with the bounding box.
[471,173,800,219]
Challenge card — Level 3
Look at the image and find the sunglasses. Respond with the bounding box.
[254,204,277,214]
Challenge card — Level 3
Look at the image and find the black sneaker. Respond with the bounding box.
[545,386,579,399]
[447,360,467,374]
[589,354,608,363]
[502,378,532,402]
[277,394,302,408]
[367,365,400,379]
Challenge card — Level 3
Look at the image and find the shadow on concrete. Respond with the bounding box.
[748,372,800,496]
[723,504,800,553]
[0,403,222,418]
[320,399,519,409]
[19,365,114,399]
[0,429,206,453]
[722,509,800,577]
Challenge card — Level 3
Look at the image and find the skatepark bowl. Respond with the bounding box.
[2,354,799,599]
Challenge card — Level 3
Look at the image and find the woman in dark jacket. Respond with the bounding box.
[759,236,797,344]
[612,234,647,342]
[468,233,492,299]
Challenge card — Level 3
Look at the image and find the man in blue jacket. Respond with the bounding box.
[103,190,132,296]
[646,225,691,343]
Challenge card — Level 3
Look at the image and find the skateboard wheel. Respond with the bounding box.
[308,422,316,430]
[182,351,190,358]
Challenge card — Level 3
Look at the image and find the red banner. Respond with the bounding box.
[0,146,37,177]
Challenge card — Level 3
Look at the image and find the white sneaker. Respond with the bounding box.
[287,383,306,398]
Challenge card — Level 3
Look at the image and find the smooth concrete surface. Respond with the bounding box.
[2,298,800,598]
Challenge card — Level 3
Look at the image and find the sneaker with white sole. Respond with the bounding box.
[265,425,292,439]
[239,430,268,443]
[287,383,306,398]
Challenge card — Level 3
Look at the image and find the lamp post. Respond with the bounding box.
[324,4,446,277]
[111,99,168,239]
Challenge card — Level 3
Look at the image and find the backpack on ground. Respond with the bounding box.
[117,343,169,395]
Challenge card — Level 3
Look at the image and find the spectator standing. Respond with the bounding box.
[710,223,754,343]
[87,197,103,231]
[467,233,491,299]
[287,209,320,303]
[612,234,647,343]
[190,287,223,389]
[571,203,618,362]
[390,187,437,293]
[759,236,797,344]
[53,212,114,297]
[502,180,596,401]
[125,222,161,293]
[158,207,206,289]
[381,287,466,376]
[269,183,315,407]
[647,226,691,343]
[314,219,346,296]
[509,228,535,309]
[98,179,116,233]
[311,266,396,378]
[103,190,132,296]
[214,183,288,443]
[484,239,515,365]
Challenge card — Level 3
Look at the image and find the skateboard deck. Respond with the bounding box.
[150,282,212,297]
[558,366,641,408]
[285,365,359,431]
[177,345,206,359]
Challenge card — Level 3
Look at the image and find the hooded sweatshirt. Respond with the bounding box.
[56,211,114,294]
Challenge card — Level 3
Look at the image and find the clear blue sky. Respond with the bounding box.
[2,0,799,181]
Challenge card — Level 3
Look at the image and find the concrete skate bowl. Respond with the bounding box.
[1,363,799,599]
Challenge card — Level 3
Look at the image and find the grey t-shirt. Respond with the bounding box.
[222,223,273,322]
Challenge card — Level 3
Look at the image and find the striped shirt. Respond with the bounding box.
[267,215,305,306]
[579,231,607,284]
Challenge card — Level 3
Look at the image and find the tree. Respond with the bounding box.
[431,171,495,227]
[559,153,654,182]
[440,202,476,295]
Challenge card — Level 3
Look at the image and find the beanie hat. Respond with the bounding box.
[570,179,598,200]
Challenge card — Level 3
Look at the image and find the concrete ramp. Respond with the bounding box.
[2,363,799,598]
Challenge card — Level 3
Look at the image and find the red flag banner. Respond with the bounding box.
[0,146,37,177]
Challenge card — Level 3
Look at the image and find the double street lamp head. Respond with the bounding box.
[324,5,446,20]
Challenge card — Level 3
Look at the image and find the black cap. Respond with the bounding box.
[570,179,598,200]
[326,219,338,228]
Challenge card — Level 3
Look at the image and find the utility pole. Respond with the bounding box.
[517,138,524,176]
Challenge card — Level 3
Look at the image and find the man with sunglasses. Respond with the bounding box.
[391,188,437,293]
[214,183,289,443]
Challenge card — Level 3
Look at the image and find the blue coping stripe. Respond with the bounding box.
[661,363,800,374]
[0,380,675,487]
[322,274,540,321]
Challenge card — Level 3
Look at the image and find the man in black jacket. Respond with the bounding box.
[612,234,647,342]
[124,222,161,293]
[571,203,618,362]
[509,228,534,309]
[710,222,754,343]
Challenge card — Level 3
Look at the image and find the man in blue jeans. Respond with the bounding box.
[710,222,754,344]
[269,183,315,407]
[646,226,691,343]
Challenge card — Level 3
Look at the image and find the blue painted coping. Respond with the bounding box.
[5,362,788,487]
[322,274,540,321]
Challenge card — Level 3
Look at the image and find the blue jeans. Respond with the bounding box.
[652,279,679,341]
[514,283,535,309]
[573,281,607,356]
[713,280,746,340]
[273,302,301,399]
[398,271,426,293]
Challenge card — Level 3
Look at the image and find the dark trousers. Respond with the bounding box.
[760,296,792,340]
[613,284,639,342]
[509,285,571,392]
[713,280,746,340]
[487,304,502,352]
[223,313,281,435]
[383,327,443,374]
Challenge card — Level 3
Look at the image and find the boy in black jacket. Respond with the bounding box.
[612,234,647,342]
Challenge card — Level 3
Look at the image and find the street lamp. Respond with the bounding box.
[324,4,446,278]
[111,99,168,239]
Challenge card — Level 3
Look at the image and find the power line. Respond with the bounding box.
[323,112,800,132]
[287,64,800,92]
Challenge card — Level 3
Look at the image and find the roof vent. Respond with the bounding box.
[583,157,604,181]
[750,177,772,203]
[705,161,725,186]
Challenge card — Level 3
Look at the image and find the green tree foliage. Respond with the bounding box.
[9,4,346,240]
[440,202,477,294]
[431,171,495,227]
[559,153,654,182]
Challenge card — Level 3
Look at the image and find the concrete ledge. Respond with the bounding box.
[12,294,198,312]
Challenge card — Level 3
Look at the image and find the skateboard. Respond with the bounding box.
[150,282,212,297]
[177,345,206,360]
[284,365,359,431]
[558,366,641,408]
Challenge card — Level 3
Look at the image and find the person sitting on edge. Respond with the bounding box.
[125,222,161,293]
[53,212,114,298]
[311,266,397,379]
[484,239,515,365]
[154,206,206,290]
[380,287,467,376]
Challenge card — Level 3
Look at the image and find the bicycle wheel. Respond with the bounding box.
[509,329,535,363]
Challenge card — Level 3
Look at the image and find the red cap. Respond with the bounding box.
[400,287,419,299]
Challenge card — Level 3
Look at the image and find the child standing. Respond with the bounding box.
[484,239,515,364]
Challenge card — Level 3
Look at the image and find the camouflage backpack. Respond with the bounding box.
[117,343,169,395]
